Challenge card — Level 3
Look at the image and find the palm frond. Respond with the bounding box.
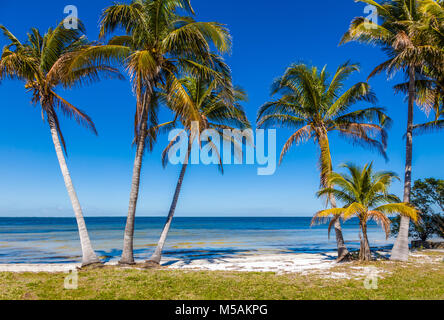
[374,203,419,221]
[279,125,312,164]
[50,90,97,135]
[368,210,392,239]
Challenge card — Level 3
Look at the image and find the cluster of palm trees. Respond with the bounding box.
[342,0,443,261]
[0,0,249,266]
[259,0,443,261]
[257,61,392,260]
[0,0,442,265]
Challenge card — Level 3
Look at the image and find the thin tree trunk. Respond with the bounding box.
[360,223,371,261]
[149,141,191,264]
[391,67,415,262]
[120,112,148,265]
[330,196,350,262]
[318,131,349,261]
[48,116,100,266]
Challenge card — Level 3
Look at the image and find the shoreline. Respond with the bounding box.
[1,249,441,275]
[1,250,443,300]
[0,251,362,274]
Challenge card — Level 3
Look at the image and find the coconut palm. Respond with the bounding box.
[99,0,232,264]
[0,23,122,266]
[257,62,391,261]
[394,1,444,133]
[341,0,443,261]
[313,163,419,261]
[148,73,250,264]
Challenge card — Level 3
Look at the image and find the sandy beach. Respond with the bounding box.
[1,249,441,278]
[0,252,338,273]
[165,252,340,273]
[0,251,385,274]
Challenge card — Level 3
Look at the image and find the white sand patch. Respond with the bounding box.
[319,272,351,279]
[164,252,339,274]
[0,264,80,273]
[411,250,444,263]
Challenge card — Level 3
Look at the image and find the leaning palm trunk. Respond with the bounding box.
[329,196,350,261]
[391,67,415,262]
[149,141,191,264]
[120,114,148,265]
[48,115,100,266]
[319,132,349,261]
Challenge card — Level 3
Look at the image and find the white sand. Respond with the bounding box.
[0,264,80,273]
[0,252,338,273]
[0,252,340,274]
[3,250,439,275]
[1,250,441,281]
[165,252,339,274]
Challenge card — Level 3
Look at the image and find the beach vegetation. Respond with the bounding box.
[257,61,391,261]
[341,0,444,262]
[0,250,442,300]
[98,0,232,265]
[391,178,444,240]
[313,163,419,261]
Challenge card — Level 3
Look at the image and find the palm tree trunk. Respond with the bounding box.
[391,67,415,262]
[149,141,191,264]
[359,222,371,261]
[329,196,350,261]
[318,131,349,261]
[48,116,100,266]
[120,112,148,265]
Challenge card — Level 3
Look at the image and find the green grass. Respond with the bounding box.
[1,251,443,300]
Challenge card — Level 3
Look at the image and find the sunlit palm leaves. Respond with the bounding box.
[147,68,250,264]
[99,0,232,147]
[98,0,234,264]
[341,0,443,87]
[395,75,444,133]
[0,22,122,152]
[257,61,391,188]
[0,21,123,265]
[163,73,250,171]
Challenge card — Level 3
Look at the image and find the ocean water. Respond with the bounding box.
[0,217,394,264]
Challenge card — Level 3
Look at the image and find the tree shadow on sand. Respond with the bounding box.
[161,248,250,266]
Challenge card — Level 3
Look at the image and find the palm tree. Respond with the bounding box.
[394,1,444,132]
[341,0,443,261]
[257,62,391,261]
[313,163,418,261]
[148,74,250,264]
[99,0,232,265]
[0,23,122,266]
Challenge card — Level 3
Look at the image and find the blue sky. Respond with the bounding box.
[0,0,442,217]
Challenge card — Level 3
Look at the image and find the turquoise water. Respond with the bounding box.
[0,217,394,264]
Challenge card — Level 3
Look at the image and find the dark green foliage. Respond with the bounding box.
[391,178,444,240]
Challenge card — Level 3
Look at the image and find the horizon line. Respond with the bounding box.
[0,215,315,218]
